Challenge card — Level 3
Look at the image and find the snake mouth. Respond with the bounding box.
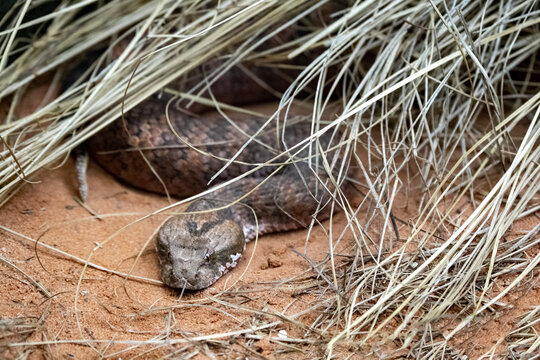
[157,245,219,290]
[174,261,221,290]
[158,245,243,290]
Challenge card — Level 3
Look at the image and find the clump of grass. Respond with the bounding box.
[1,0,539,357]
[506,306,540,358]
[0,316,40,354]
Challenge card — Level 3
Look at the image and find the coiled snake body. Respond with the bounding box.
[89,33,349,291]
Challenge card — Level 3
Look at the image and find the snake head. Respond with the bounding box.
[156,200,246,290]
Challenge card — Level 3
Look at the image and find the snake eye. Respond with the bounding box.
[204,252,213,262]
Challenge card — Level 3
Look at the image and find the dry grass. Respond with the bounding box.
[1,0,539,358]
[505,306,540,358]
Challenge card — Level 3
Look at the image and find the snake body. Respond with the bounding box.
[87,13,349,290]
[90,93,347,289]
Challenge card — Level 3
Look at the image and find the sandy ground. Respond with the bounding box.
[0,156,360,358]
[1,75,539,359]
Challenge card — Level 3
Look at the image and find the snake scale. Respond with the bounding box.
[86,10,350,290]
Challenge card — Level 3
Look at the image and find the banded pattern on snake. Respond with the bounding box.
[86,11,351,290]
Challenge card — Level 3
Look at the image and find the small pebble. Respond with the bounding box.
[267,254,282,268]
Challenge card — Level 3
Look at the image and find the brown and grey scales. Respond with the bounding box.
[89,90,345,289]
[88,15,349,289]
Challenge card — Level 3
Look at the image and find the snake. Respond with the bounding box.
[85,10,350,290]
